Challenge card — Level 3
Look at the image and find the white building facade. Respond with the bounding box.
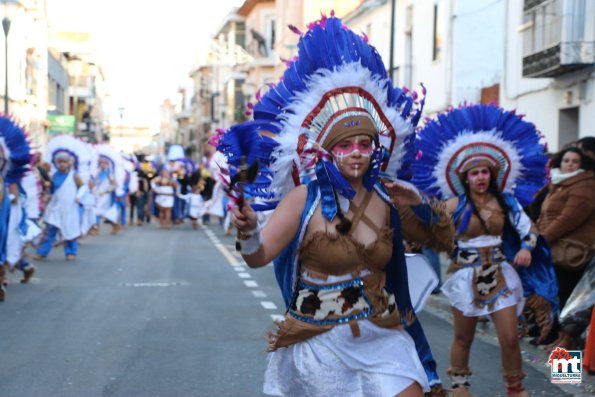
[501,0,595,151]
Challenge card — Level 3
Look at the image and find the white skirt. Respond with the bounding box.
[441,261,525,317]
[263,320,430,397]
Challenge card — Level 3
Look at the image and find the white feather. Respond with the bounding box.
[44,135,93,178]
[432,129,522,198]
[269,62,414,197]
[0,137,11,178]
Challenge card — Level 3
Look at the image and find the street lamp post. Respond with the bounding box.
[2,14,10,114]
[118,107,124,138]
[2,0,17,115]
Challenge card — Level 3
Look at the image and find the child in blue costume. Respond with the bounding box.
[220,14,450,397]
[35,151,85,261]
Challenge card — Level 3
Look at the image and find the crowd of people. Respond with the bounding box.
[0,125,229,303]
[221,14,595,397]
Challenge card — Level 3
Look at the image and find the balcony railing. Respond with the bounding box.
[523,41,595,77]
[521,0,594,77]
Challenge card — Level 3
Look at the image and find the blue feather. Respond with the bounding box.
[0,115,30,184]
[408,104,547,206]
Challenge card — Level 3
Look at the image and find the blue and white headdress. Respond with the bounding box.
[216,13,424,219]
[0,115,30,184]
[95,143,126,186]
[407,104,547,206]
[44,134,92,178]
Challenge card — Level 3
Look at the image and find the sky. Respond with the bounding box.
[47,0,245,130]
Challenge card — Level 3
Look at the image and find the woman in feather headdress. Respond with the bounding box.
[403,104,557,397]
[220,13,453,397]
[0,115,34,301]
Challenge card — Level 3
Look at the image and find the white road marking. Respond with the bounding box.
[214,243,240,267]
[260,301,278,310]
[205,227,285,317]
[270,314,285,322]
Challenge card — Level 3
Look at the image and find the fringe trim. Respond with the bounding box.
[447,367,472,390]
[502,369,527,394]
[523,294,554,341]
[427,197,456,252]
[425,384,449,397]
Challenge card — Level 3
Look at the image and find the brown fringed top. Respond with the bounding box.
[299,191,393,277]
[457,196,505,240]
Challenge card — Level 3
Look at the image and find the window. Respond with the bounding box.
[521,0,563,56]
[265,15,276,57]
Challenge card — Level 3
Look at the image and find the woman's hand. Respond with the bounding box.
[383,181,423,206]
[231,202,257,233]
[513,248,532,267]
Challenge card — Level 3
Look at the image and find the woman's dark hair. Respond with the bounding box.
[577,137,595,153]
[461,167,509,233]
[334,191,352,234]
[549,147,585,169]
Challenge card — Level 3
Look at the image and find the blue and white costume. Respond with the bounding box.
[406,104,559,336]
[217,13,447,396]
[93,144,123,225]
[38,135,90,258]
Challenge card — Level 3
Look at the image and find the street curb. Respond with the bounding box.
[424,293,595,396]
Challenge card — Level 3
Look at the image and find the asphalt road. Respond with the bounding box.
[0,221,585,396]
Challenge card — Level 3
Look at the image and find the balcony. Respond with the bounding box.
[523,41,595,77]
[521,0,594,78]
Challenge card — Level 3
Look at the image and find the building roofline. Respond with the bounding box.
[343,0,387,24]
[213,8,245,37]
[237,0,275,17]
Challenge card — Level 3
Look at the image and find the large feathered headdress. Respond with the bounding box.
[216,13,424,219]
[94,143,126,186]
[0,115,31,184]
[44,134,93,178]
[407,104,548,207]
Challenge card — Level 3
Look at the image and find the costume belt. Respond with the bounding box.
[450,245,511,309]
[289,277,375,325]
[267,271,413,351]
[453,245,506,270]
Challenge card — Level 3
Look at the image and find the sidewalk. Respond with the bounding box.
[424,292,595,396]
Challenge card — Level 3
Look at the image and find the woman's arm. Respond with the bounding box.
[74,173,84,188]
[232,185,307,268]
[397,200,455,253]
[384,181,456,252]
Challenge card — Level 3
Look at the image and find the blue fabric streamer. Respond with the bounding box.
[0,184,10,263]
[315,160,355,221]
[52,171,69,193]
[363,145,382,191]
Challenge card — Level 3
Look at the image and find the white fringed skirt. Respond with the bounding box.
[263,320,430,397]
